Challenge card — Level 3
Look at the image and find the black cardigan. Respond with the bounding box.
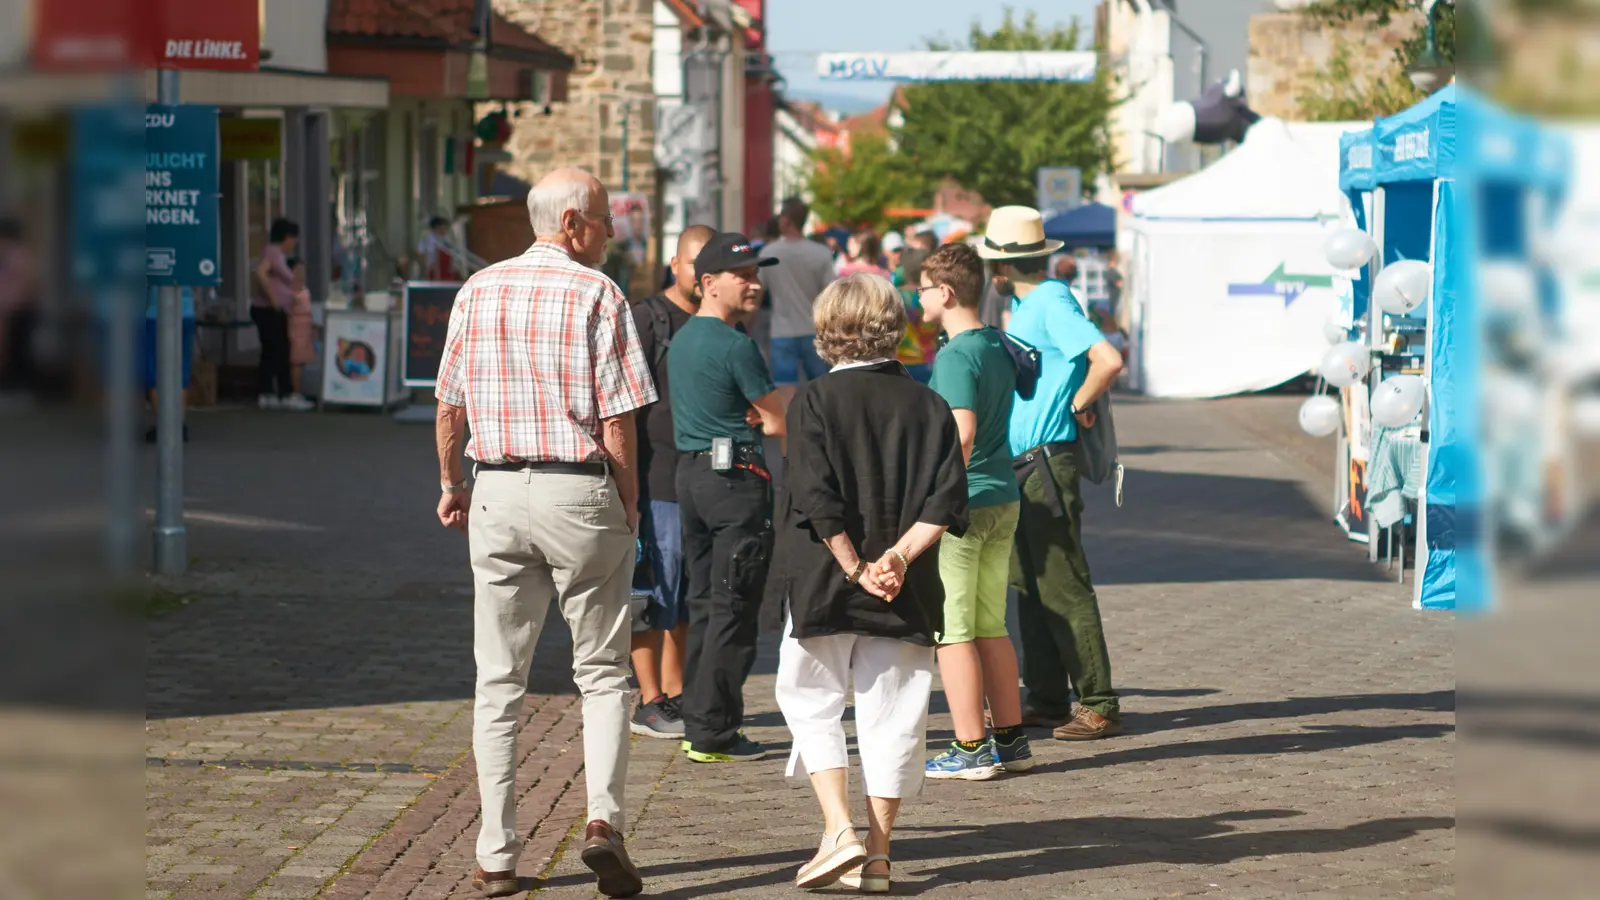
[766,361,970,645]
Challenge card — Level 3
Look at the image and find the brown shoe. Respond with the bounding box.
[471,866,519,897]
[580,819,643,898]
[1020,708,1071,730]
[1053,707,1122,740]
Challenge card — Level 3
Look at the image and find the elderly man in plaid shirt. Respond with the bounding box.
[434,167,656,899]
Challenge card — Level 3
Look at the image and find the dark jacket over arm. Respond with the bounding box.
[766,361,969,645]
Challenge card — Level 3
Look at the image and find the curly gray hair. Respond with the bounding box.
[812,273,907,367]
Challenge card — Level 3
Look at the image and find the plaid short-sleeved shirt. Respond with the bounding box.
[435,242,658,465]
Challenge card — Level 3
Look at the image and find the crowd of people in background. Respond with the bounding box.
[433,169,1130,899]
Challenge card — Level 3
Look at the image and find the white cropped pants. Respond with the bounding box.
[774,626,935,799]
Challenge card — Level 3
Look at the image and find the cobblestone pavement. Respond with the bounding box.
[146,394,1454,900]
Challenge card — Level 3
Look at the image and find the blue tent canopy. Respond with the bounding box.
[1335,84,1570,614]
[1042,202,1116,247]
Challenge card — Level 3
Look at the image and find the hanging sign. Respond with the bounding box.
[816,51,1096,83]
[33,0,259,72]
[145,104,220,286]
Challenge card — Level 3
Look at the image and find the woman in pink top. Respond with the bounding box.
[835,230,892,279]
[251,218,312,410]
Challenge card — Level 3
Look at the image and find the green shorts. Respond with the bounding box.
[936,501,1019,645]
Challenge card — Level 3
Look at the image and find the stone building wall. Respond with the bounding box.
[492,0,660,294]
[494,0,657,195]
[1248,11,1420,120]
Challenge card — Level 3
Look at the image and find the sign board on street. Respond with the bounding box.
[402,282,465,387]
[145,104,220,286]
[33,0,260,72]
[817,52,1096,83]
[1037,166,1082,215]
[72,104,145,293]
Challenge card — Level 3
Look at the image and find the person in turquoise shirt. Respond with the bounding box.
[982,206,1124,741]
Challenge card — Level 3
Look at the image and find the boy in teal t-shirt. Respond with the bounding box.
[916,242,1032,781]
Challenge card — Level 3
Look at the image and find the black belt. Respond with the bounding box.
[476,460,608,477]
[1013,442,1074,518]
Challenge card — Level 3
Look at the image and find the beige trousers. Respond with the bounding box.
[468,467,635,873]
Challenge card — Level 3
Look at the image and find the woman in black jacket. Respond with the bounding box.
[768,273,969,893]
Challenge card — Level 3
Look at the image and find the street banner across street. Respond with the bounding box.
[816,51,1096,83]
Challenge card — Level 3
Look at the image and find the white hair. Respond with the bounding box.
[526,172,594,237]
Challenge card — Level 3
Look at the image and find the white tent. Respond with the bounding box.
[1126,118,1353,398]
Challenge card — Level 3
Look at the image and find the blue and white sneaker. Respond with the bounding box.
[925,742,1000,780]
[992,732,1035,773]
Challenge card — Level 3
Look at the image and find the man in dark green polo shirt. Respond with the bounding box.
[666,232,786,763]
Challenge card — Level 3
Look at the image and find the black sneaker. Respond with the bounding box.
[685,733,768,763]
[630,695,685,739]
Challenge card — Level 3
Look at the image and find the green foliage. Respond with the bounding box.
[803,131,920,232]
[1297,35,1425,120]
[891,8,1115,209]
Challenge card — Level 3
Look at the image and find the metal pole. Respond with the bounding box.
[620,100,631,192]
[154,69,187,575]
[106,285,138,574]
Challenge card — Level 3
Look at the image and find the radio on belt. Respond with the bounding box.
[711,437,733,471]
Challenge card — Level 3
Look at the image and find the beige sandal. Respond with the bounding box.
[795,825,867,889]
[857,854,891,893]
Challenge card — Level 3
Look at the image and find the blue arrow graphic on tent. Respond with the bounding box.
[1227,262,1335,308]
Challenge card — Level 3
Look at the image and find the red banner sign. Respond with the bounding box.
[33,0,259,73]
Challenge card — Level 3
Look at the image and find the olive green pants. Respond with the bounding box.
[1009,449,1119,720]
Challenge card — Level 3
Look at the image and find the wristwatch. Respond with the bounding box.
[844,559,866,584]
[441,480,470,493]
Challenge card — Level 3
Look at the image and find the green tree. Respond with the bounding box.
[892,9,1115,209]
[1297,35,1425,120]
[802,130,920,232]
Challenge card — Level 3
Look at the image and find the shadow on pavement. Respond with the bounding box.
[532,809,1451,898]
[1029,722,1453,775]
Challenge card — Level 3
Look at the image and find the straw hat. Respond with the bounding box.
[977,205,1063,260]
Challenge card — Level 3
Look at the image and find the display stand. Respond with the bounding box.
[394,281,466,424]
[319,308,408,411]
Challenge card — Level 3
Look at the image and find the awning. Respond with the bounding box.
[0,66,388,112]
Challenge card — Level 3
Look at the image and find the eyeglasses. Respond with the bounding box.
[571,210,614,228]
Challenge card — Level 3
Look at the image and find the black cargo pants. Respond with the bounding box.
[675,453,773,752]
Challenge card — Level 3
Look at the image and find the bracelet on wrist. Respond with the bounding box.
[887,548,910,572]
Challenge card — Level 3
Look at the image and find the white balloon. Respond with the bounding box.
[1298,395,1341,437]
[1158,102,1197,144]
[1373,259,1431,316]
[1324,228,1377,271]
[1370,374,1425,428]
[1323,311,1351,345]
[1320,341,1372,388]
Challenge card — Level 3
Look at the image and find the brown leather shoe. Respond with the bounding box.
[580,819,643,898]
[1053,707,1123,741]
[471,866,519,897]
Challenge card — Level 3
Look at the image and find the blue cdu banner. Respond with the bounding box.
[145,104,221,286]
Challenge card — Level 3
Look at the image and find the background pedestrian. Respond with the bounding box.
[626,224,717,741]
[667,232,786,764]
[770,272,969,894]
[434,167,655,899]
[251,218,311,411]
[985,205,1126,741]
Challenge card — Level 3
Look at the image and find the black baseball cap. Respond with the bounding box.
[694,232,778,281]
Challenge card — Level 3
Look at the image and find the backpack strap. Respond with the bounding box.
[644,295,673,369]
